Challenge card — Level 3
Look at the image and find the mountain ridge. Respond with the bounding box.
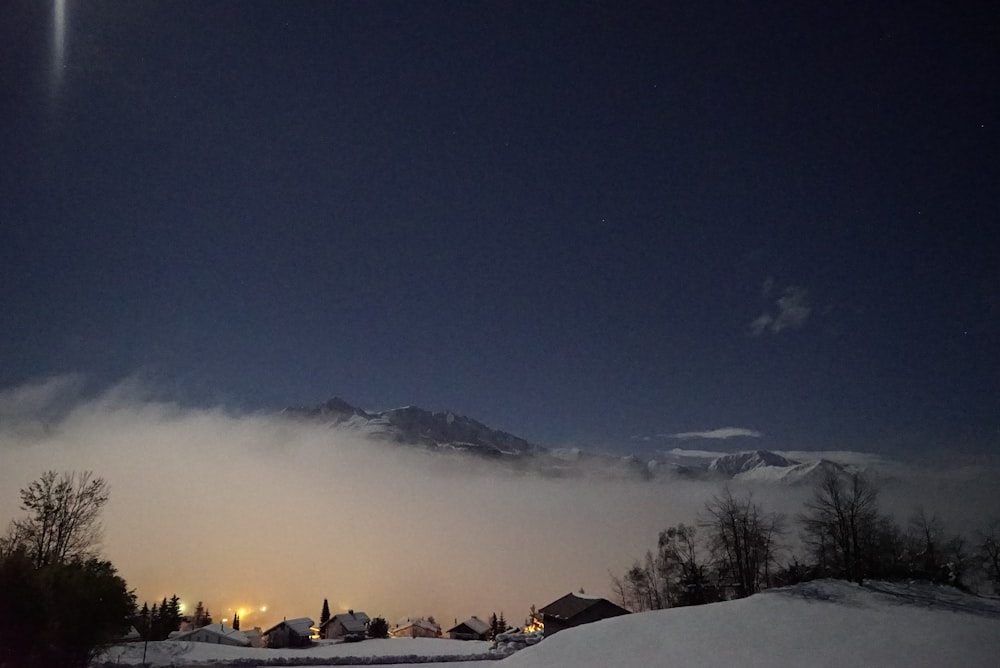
[284,397,867,484]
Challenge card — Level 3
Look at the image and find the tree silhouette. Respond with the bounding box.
[320,598,331,627]
[368,616,389,638]
[2,471,109,568]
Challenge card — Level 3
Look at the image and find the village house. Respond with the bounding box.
[391,617,441,638]
[262,617,315,648]
[321,610,370,640]
[171,623,251,647]
[446,616,490,640]
[538,592,630,636]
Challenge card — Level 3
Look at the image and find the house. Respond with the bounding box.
[321,610,370,640]
[391,617,441,638]
[262,617,315,648]
[538,592,630,636]
[171,623,251,647]
[447,616,490,640]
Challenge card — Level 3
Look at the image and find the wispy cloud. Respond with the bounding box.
[749,283,811,336]
[668,427,764,440]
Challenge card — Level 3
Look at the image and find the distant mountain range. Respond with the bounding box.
[283,397,859,485]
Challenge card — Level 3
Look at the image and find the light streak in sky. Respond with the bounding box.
[51,0,67,97]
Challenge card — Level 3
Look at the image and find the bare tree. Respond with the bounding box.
[703,488,785,598]
[799,469,878,584]
[658,523,714,605]
[977,519,1000,589]
[3,471,110,567]
[907,506,946,579]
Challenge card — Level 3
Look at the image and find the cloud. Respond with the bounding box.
[749,284,811,336]
[0,374,84,421]
[668,427,764,440]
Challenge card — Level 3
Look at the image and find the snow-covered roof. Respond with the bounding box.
[448,616,490,635]
[324,611,370,633]
[395,617,441,633]
[263,617,315,637]
[172,623,250,646]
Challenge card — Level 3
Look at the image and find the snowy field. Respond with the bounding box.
[98,637,494,666]
[97,581,1000,667]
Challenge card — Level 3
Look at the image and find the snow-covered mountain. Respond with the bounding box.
[707,449,798,476]
[284,397,655,479]
[284,397,538,458]
[734,458,847,486]
[284,398,888,485]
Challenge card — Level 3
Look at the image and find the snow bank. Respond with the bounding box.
[490,629,543,656]
[502,580,1000,668]
[97,637,493,666]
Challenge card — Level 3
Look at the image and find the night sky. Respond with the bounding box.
[2,1,997,455]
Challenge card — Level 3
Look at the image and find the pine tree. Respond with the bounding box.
[149,603,160,640]
[498,612,508,634]
[233,612,240,631]
[488,612,499,640]
[320,598,331,627]
[166,595,182,634]
[137,602,150,638]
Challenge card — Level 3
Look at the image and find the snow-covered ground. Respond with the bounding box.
[98,637,493,666]
[503,579,1000,668]
[97,581,1000,667]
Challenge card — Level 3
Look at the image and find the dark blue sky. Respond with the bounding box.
[1,1,996,454]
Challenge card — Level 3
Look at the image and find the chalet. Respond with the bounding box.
[171,623,251,647]
[391,617,441,638]
[538,592,629,636]
[321,610,370,640]
[447,616,490,640]
[262,617,315,648]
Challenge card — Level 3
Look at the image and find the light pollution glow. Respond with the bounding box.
[1,376,997,630]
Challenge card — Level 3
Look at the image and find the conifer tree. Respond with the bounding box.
[320,598,331,627]
[488,612,499,640]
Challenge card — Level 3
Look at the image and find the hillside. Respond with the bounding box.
[503,579,1000,668]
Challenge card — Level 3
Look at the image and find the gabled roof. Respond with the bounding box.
[322,611,370,634]
[539,593,629,621]
[263,617,315,637]
[394,617,441,633]
[447,616,490,635]
[173,623,250,646]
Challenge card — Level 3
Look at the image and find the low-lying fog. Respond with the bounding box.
[1,376,996,631]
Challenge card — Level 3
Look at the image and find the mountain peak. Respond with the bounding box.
[708,450,799,476]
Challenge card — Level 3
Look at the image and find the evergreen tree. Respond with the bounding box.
[233,612,240,631]
[137,602,150,638]
[320,598,331,627]
[488,612,499,640]
[0,551,135,668]
[149,603,160,640]
[498,612,508,634]
[166,595,182,634]
[193,601,212,627]
[368,616,389,638]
